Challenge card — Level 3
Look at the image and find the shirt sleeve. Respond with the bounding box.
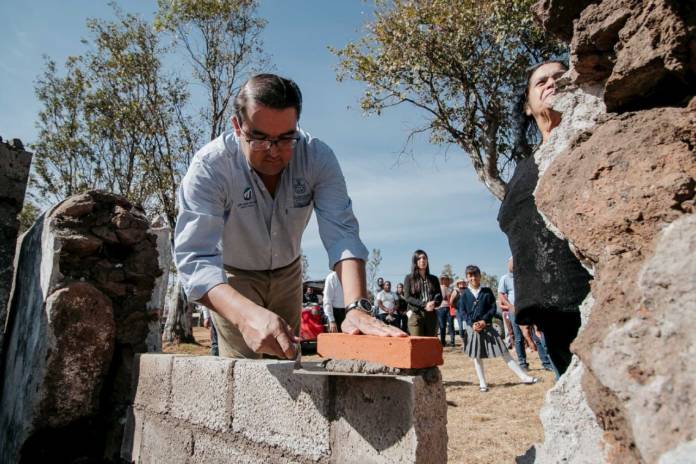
[498,277,507,295]
[323,273,336,322]
[174,157,229,302]
[309,140,369,270]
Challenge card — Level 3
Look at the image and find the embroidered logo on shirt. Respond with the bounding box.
[238,185,257,209]
[293,178,311,207]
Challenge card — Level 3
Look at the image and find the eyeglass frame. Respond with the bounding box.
[236,112,301,152]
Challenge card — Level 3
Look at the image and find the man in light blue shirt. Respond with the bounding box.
[499,257,554,373]
[175,74,405,359]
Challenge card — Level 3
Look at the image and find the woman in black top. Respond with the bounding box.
[402,250,441,337]
[497,61,591,375]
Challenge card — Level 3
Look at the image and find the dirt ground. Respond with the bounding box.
[167,327,551,463]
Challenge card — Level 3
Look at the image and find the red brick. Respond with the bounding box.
[317,334,443,369]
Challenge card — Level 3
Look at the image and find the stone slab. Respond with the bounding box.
[170,356,235,432]
[138,413,193,464]
[231,359,331,461]
[132,354,173,415]
[331,372,447,463]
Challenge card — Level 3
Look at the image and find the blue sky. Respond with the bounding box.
[0,1,511,284]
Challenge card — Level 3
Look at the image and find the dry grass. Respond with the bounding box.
[171,327,550,463]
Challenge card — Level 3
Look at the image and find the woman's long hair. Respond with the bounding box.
[510,60,568,161]
[409,249,430,293]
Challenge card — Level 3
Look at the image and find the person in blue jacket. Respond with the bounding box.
[458,265,539,392]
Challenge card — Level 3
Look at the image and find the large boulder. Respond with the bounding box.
[532,78,695,464]
[0,191,162,463]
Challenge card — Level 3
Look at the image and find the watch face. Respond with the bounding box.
[358,298,372,311]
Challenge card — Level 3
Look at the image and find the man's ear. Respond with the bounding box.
[231,114,242,136]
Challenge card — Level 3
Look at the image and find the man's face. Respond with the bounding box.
[384,281,391,292]
[377,278,384,288]
[232,101,298,177]
[466,272,481,289]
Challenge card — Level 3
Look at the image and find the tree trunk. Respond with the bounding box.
[162,279,195,344]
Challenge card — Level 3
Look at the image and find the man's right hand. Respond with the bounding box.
[202,284,299,360]
[328,322,338,333]
[237,306,298,359]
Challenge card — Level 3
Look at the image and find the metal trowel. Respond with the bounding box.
[292,343,399,378]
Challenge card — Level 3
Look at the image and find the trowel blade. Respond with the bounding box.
[292,361,399,378]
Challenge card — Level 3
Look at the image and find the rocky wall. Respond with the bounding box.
[529,0,695,463]
[0,191,162,463]
[0,137,32,356]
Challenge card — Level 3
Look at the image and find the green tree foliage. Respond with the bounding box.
[481,271,499,297]
[155,0,268,141]
[32,8,199,229]
[333,0,566,199]
[440,263,454,279]
[18,201,41,235]
[366,248,383,299]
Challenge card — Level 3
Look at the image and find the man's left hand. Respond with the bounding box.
[341,310,407,337]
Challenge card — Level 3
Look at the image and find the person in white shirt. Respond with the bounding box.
[376,281,400,327]
[323,271,345,332]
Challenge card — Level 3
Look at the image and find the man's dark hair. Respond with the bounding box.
[465,265,481,276]
[234,74,303,123]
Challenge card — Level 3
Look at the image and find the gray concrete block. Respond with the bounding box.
[331,372,447,463]
[190,428,267,464]
[232,359,331,461]
[133,354,174,414]
[138,414,193,464]
[120,406,144,463]
[170,356,235,431]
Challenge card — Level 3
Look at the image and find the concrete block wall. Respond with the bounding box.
[122,355,447,463]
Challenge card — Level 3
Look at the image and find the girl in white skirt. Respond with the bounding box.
[458,265,538,392]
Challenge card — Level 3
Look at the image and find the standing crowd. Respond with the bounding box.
[318,250,557,392]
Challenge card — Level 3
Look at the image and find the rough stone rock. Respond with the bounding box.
[0,191,162,463]
[536,103,695,276]
[51,192,96,218]
[535,101,695,462]
[57,232,103,256]
[0,139,32,357]
[531,0,597,42]
[604,0,696,111]
[534,79,606,179]
[589,214,696,462]
[145,215,171,352]
[534,357,607,463]
[571,0,696,111]
[570,0,633,85]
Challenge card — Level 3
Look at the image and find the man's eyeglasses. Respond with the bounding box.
[242,130,300,152]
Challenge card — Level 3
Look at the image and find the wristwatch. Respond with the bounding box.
[345,298,372,315]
